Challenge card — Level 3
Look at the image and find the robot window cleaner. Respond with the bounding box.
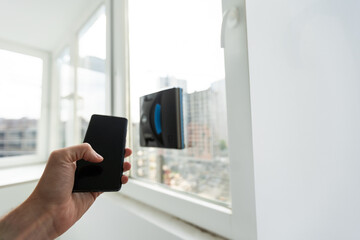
[139,88,185,149]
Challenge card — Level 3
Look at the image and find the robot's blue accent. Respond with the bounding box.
[154,104,162,135]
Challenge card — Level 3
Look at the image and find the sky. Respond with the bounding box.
[78,6,106,60]
[0,49,43,119]
[129,0,225,120]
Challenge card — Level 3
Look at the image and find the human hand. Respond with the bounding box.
[0,143,132,239]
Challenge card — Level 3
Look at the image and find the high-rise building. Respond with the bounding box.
[186,89,213,159]
[185,79,228,159]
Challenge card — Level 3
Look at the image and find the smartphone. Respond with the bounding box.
[73,114,128,192]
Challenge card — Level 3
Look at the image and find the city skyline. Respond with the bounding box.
[132,76,230,204]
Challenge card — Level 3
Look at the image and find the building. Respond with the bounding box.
[0,118,37,157]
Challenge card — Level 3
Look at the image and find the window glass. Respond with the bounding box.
[129,0,230,205]
[0,49,43,158]
[77,6,107,139]
[57,48,74,147]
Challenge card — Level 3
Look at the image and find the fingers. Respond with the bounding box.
[121,175,128,184]
[122,149,132,176]
[52,144,131,164]
[64,143,104,163]
[123,162,131,172]
[124,148,132,158]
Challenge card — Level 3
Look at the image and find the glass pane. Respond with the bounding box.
[0,49,43,158]
[57,48,74,147]
[77,5,107,139]
[129,0,230,205]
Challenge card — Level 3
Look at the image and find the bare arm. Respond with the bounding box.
[0,143,132,239]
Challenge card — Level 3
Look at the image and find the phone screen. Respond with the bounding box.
[73,114,128,192]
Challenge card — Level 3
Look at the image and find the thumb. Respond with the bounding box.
[66,143,104,163]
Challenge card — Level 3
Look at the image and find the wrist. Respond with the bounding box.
[0,197,57,239]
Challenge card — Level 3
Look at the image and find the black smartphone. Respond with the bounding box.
[73,114,128,192]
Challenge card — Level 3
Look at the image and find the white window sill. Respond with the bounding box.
[0,163,45,188]
[106,192,226,240]
[121,179,232,239]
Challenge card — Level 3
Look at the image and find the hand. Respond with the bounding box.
[0,143,132,239]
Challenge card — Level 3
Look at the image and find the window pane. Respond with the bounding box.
[0,49,43,158]
[129,0,230,205]
[57,48,74,147]
[77,6,107,139]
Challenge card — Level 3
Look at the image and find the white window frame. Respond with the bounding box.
[0,40,50,168]
[111,0,257,239]
[75,4,111,143]
[50,0,111,150]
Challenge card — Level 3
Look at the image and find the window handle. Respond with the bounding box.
[221,7,240,48]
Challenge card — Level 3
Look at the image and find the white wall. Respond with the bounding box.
[246,0,360,239]
[60,194,182,240]
[61,193,223,240]
[0,182,37,217]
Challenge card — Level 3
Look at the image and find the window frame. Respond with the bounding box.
[50,0,111,149]
[54,47,75,149]
[76,4,110,142]
[0,40,50,167]
[112,0,257,239]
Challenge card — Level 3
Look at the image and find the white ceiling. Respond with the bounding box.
[0,0,101,52]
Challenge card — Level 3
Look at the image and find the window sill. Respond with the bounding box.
[0,163,45,188]
[121,179,232,239]
[0,155,45,169]
[106,192,226,240]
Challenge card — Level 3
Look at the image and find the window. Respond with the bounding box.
[53,1,255,238]
[0,49,43,159]
[57,48,74,148]
[77,6,107,140]
[56,5,108,147]
[128,0,230,205]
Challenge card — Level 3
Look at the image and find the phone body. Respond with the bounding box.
[73,114,128,192]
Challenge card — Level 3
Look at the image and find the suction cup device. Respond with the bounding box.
[140,88,185,149]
